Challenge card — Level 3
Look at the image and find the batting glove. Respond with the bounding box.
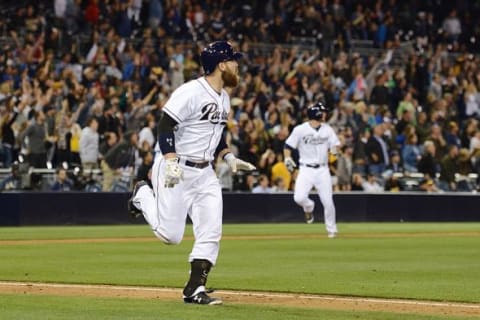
[224,153,256,173]
[284,157,297,172]
[164,157,183,188]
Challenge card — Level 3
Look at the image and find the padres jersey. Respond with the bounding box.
[162,77,230,162]
[285,122,340,165]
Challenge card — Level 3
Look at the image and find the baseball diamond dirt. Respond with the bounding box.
[0,281,479,317]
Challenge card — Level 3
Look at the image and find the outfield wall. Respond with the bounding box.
[0,192,480,226]
[0,192,479,226]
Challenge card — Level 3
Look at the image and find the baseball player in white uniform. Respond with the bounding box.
[283,102,340,238]
[128,41,255,305]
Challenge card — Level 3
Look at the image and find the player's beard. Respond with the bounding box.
[221,65,240,88]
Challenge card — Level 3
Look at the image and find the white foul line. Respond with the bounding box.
[0,281,479,311]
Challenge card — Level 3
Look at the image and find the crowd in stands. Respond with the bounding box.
[1,0,480,193]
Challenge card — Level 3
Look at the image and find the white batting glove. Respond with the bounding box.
[164,157,183,188]
[284,157,297,172]
[224,153,256,173]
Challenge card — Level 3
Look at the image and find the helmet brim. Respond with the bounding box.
[230,52,244,61]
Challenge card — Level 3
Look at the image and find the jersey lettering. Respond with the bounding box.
[200,103,228,125]
[302,134,328,145]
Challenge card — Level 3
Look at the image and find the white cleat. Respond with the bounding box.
[327,232,337,238]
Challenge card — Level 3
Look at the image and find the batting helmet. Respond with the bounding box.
[307,102,330,120]
[200,41,243,75]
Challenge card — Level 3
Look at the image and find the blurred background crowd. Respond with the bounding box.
[1,0,480,193]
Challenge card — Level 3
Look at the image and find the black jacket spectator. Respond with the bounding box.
[104,132,137,169]
[439,145,459,191]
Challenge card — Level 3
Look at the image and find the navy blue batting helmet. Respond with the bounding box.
[200,41,243,75]
[307,102,330,120]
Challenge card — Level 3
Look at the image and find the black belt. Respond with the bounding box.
[301,163,326,168]
[185,160,210,169]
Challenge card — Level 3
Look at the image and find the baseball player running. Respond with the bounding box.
[128,41,255,305]
[283,102,340,238]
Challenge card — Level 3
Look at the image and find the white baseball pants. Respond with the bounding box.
[133,157,223,265]
[293,166,338,234]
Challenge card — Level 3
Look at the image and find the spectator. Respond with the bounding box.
[385,149,404,176]
[69,123,82,165]
[463,120,479,150]
[418,177,440,193]
[445,121,461,148]
[148,0,163,29]
[50,167,73,191]
[369,70,389,107]
[84,0,100,26]
[336,145,353,191]
[428,74,443,102]
[415,111,430,145]
[138,119,156,150]
[361,173,384,192]
[384,174,403,192]
[402,133,421,173]
[252,174,273,193]
[352,127,370,175]
[65,0,81,35]
[351,173,364,191]
[438,145,459,191]
[258,148,276,177]
[101,131,138,191]
[0,162,23,191]
[428,124,448,162]
[271,177,288,192]
[136,150,153,184]
[417,140,440,180]
[464,83,479,119]
[19,111,56,168]
[79,117,99,170]
[216,156,233,191]
[270,153,291,191]
[442,9,462,42]
[1,103,17,168]
[99,131,118,160]
[366,124,389,176]
[470,130,480,153]
[396,92,416,124]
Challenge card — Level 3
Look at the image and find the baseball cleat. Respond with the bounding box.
[128,180,148,218]
[327,232,337,238]
[183,292,223,305]
[304,211,314,224]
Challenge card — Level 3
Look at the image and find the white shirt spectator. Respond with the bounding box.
[252,185,273,193]
[138,123,155,149]
[79,122,99,165]
[362,176,384,192]
[442,12,461,37]
[54,0,67,19]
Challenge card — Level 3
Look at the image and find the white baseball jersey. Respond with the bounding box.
[285,122,340,165]
[162,77,229,162]
[134,76,229,265]
[286,121,340,235]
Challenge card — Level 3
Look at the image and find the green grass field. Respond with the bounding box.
[0,223,479,319]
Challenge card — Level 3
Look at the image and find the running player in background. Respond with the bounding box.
[128,41,255,305]
[283,102,340,238]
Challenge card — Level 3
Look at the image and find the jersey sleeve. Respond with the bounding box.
[285,127,300,149]
[328,127,341,150]
[162,83,193,123]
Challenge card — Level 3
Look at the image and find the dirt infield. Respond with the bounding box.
[0,281,479,317]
